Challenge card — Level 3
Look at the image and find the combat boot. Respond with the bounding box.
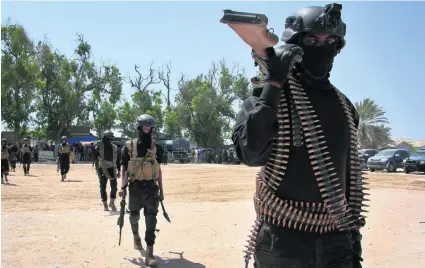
[145,245,157,266]
[61,174,65,182]
[133,233,143,250]
[1,175,4,184]
[4,175,8,183]
[109,198,117,211]
[102,201,109,211]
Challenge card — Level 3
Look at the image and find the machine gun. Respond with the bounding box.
[117,183,128,246]
[220,9,279,83]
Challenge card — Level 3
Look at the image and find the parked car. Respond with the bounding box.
[367,149,410,172]
[403,148,425,174]
[358,149,378,170]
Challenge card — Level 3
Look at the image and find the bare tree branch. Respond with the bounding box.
[128,62,160,93]
[158,61,173,109]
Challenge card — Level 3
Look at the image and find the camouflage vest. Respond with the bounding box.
[58,144,71,154]
[125,139,159,181]
[99,142,118,180]
[243,74,369,264]
[1,147,9,160]
[21,145,31,154]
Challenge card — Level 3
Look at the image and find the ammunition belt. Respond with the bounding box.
[243,74,369,266]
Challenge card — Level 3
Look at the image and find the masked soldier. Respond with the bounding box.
[120,114,164,266]
[232,4,366,268]
[95,131,121,211]
[20,138,33,176]
[1,138,11,184]
[58,136,71,181]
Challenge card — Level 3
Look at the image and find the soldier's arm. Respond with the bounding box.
[231,85,280,167]
[156,148,164,199]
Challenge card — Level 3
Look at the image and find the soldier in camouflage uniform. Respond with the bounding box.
[120,114,164,266]
[94,131,121,211]
[232,3,367,268]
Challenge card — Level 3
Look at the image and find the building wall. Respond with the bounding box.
[396,142,412,153]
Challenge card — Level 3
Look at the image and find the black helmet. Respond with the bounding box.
[282,3,346,53]
[102,131,114,139]
[136,114,156,128]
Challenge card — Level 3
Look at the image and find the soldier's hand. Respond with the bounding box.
[118,191,123,197]
[159,193,164,201]
[265,44,304,84]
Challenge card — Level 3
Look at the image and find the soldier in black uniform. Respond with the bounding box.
[57,136,72,181]
[20,138,33,176]
[232,4,367,268]
[1,138,11,184]
[94,131,121,211]
[9,142,18,172]
[120,114,164,266]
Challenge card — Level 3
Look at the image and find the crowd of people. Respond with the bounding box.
[189,147,240,164]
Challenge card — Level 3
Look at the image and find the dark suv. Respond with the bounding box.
[367,149,410,172]
[404,149,425,174]
[358,149,378,169]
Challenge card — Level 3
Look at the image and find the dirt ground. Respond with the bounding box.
[1,164,425,268]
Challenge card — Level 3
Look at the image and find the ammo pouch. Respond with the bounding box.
[128,155,158,182]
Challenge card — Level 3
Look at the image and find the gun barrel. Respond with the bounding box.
[220,10,268,25]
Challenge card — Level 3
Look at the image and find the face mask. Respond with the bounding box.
[299,43,336,79]
[102,137,111,144]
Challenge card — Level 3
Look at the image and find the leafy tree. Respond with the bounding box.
[354,97,392,149]
[86,63,123,137]
[34,34,94,147]
[174,60,250,147]
[1,22,39,142]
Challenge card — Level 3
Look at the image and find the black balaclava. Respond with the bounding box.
[102,136,112,145]
[298,42,337,80]
[138,126,152,153]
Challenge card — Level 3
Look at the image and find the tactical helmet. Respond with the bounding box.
[282,3,346,53]
[61,136,67,140]
[23,138,29,141]
[136,114,156,128]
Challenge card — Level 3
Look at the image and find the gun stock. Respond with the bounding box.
[220,9,279,61]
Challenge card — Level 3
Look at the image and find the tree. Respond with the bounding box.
[1,22,39,142]
[174,60,250,147]
[34,34,94,147]
[86,63,123,137]
[354,97,392,149]
[116,64,163,138]
[158,61,174,110]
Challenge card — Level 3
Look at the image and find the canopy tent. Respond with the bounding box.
[67,135,97,145]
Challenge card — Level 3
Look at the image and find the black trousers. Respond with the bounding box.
[128,180,160,246]
[98,173,117,201]
[34,153,39,162]
[1,159,9,176]
[254,222,354,268]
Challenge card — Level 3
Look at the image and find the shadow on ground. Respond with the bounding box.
[125,251,205,268]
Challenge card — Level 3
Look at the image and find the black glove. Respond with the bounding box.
[265,44,304,84]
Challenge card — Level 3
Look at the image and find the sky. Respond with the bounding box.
[1,1,424,140]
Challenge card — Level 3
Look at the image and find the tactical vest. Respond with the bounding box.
[125,139,160,182]
[1,147,9,160]
[58,144,71,154]
[21,145,31,154]
[243,74,369,264]
[99,142,118,180]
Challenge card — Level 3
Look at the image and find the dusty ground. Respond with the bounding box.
[1,164,425,268]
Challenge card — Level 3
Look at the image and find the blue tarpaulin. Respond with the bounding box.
[66,135,97,144]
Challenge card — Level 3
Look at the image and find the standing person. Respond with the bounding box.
[194,148,198,164]
[120,114,164,266]
[95,131,121,211]
[232,4,366,268]
[57,136,72,182]
[33,145,39,162]
[1,138,11,184]
[20,138,33,176]
[9,142,18,172]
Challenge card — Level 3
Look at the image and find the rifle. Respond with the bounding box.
[117,182,128,246]
[220,10,279,81]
